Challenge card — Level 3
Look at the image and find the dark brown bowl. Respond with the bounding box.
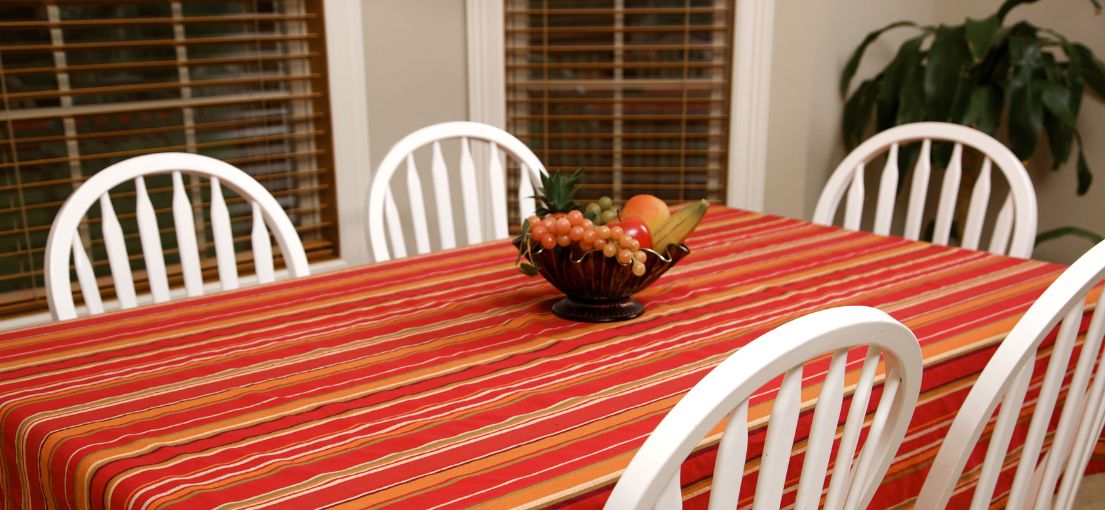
[517,240,690,322]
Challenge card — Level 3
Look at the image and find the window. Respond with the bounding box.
[0,0,335,317]
[504,0,734,217]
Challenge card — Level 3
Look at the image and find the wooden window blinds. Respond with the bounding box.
[0,0,336,317]
[505,0,734,216]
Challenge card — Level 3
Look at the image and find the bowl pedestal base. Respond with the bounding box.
[552,297,644,322]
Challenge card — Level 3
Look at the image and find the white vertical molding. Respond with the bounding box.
[726,0,776,211]
[466,0,507,237]
[466,0,506,129]
[324,0,372,265]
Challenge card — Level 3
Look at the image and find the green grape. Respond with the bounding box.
[600,209,618,225]
[598,196,613,210]
[585,202,602,217]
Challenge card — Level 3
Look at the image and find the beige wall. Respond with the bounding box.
[362,0,469,168]
[763,1,936,220]
[357,0,469,260]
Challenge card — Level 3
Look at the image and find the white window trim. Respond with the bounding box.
[324,0,373,265]
[466,0,506,129]
[466,0,776,211]
[466,0,507,237]
[727,0,775,211]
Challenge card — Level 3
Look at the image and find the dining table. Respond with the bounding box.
[0,205,1101,509]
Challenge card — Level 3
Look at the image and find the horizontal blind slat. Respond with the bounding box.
[505,6,727,15]
[0,33,319,53]
[505,24,728,34]
[507,79,726,89]
[0,239,334,317]
[507,43,727,52]
[0,178,331,227]
[0,163,330,196]
[1,52,320,76]
[0,214,332,267]
[0,130,326,169]
[0,91,322,121]
[9,112,324,144]
[3,73,320,101]
[0,13,317,29]
[506,62,726,70]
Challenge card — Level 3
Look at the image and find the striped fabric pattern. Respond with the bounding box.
[0,207,1097,509]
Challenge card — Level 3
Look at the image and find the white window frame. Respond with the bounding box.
[324,0,373,265]
[466,0,776,212]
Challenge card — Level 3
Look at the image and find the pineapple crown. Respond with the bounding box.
[533,168,584,216]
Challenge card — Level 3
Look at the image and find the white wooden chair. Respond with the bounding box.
[365,121,546,262]
[44,152,310,321]
[604,306,923,510]
[813,122,1037,258]
[916,239,1105,510]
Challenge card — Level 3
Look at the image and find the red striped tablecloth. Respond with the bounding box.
[0,207,1098,509]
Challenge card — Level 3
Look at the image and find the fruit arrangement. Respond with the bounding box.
[515,169,708,277]
[513,168,708,322]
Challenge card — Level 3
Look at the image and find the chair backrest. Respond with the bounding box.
[916,239,1105,510]
[365,121,546,262]
[813,122,1037,258]
[45,152,310,321]
[604,306,923,510]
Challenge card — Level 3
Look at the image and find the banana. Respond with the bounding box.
[652,199,709,252]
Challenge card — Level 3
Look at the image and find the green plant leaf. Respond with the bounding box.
[948,77,975,126]
[971,33,1012,89]
[843,79,879,149]
[1039,64,1075,168]
[896,60,927,125]
[963,85,1004,133]
[1007,35,1044,160]
[1035,226,1104,246]
[840,21,920,98]
[997,0,1041,22]
[965,15,1001,63]
[1043,111,1074,169]
[1076,134,1093,194]
[1008,82,1044,160]
[1064,42,1086,116]
[925,26,970,120]
[1041,80,1074,126]
[876,35,925,131]
[1072,43,1105,98]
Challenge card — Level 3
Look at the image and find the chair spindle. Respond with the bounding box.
[99,193,137,308]
[172,171,204,297]
[932,143,964,246]
[71,237,103,314]
[134,176,169,302]
[210,177,238,291]
[903,139,933,241]
[961,158,993,251]
[873,145,899,236]
[406,153,431,255]
[251,202,274,283]
[431,141,456,250]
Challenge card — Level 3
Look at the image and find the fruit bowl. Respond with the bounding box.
[516,238,691,322]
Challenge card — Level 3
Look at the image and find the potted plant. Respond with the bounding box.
[840,0,1105,244]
